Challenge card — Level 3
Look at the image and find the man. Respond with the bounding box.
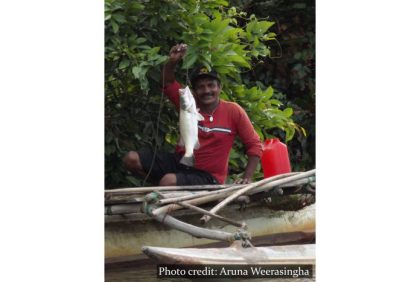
[124,44,262,186]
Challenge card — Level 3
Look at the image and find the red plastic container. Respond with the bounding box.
[261,138,291,178]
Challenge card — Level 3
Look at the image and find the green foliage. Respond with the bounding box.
[232,0,315,171]
[105,0,304,188]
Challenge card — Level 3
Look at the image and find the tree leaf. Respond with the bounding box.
[119,59,130,69]
[132,66,141,78]
[111,20,119,33]
[283,107,293,117]
[229,55,251,68]
[256,21,274,34]
[112,13,126,24]
[182,51,198,69]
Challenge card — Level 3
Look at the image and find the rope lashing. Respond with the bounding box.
[142,191,161,216]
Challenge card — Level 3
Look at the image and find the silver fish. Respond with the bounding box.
[179,86,204,166]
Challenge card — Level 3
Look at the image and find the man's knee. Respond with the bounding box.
[159,173,177,186]
[123,151,144,175]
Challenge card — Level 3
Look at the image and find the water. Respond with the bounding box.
[105,263,315,282]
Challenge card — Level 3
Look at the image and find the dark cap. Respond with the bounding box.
[190,66,220,87]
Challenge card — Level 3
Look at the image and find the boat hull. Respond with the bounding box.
[105,203,315,260]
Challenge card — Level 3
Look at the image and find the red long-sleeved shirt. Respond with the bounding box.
[164,81,262,184]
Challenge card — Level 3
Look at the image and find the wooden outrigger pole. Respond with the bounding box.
[200,169,316,224]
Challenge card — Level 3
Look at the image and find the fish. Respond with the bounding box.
[178,86,204,166]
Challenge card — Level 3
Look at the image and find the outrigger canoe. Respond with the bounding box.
[105,170,316,264]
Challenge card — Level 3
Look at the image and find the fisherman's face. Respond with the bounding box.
[193,77,221,106]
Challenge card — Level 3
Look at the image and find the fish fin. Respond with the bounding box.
[196,112,204,121]
[194,140,200,150]
[180,155,195,167]
[178,137,185,147]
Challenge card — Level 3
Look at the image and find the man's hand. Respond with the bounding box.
[168,43,188,64]
[163,43,188,86]
[233,156,260,185]
[234,177,251,184]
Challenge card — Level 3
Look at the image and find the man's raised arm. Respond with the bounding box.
[162,44,188,87]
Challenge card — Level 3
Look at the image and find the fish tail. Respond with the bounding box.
[180,155,195,167]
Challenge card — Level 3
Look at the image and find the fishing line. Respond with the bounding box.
[186,66,190,87]
[142,58,190,186]
[142,66,166,186]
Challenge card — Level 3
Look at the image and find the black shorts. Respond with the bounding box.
[138,147,219,186]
